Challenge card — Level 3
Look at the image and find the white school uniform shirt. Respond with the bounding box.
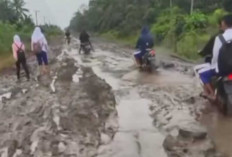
[31,27,48,52]
[211,28,232,73]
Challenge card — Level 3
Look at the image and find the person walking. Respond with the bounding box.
[31,27,49,75]
[12,35,30,81]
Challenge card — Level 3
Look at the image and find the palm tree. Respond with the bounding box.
[11,0,28,20]
[0,0,17,22]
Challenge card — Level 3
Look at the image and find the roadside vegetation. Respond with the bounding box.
[0,0,62,71]
[70,0,231,60]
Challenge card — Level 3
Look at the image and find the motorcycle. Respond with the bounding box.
[214,74,232,115]
[81,42,91,55]
[141,49,158,72]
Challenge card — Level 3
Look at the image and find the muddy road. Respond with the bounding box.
[0,38,230,157]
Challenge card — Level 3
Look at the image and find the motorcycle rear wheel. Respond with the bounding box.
[226,95,232,116]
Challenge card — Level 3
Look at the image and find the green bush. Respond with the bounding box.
[41,25,63,41]
[176,31,210,59]
[208,9,228,26]
[0,22,34,57]
[184,12,208,31]
[102,30,138,46]
[151,7,183,43]
[0,22,17,55]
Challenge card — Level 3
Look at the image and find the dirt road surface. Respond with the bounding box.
[0,38,230,157]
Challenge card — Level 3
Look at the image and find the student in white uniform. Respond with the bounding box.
[197,14,232,100]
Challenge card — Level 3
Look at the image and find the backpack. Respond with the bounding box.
[33,42,42,54]
[218,35,232,76]
[15,43,25,61]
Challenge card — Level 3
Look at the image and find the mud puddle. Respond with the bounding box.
[66,43,204,157]
[65,47,168,157]
[98,90,167,157]
[123,69,193,85]
[201,110,232,156]
[65,40,225,157]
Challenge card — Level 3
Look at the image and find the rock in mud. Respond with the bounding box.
[100,133,111,145]
[163,135,180,151]
[179,123,207,140]
[161,62,175,69]
[163,130,222,157]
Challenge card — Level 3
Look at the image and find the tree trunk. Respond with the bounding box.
[190,0,194,14]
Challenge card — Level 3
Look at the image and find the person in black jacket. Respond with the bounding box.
[79,30,93,53]
[65,29,71,45]
[199,19,225,63]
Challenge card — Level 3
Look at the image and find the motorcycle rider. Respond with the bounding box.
[197,14,232,100]
[79,30,93,54]
[65,29,71,45]
[134,26,154,68]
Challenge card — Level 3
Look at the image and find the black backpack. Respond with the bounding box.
[15,44,26,61]
[218,35,232,76]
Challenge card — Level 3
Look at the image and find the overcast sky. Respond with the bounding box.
[24,0,89,29]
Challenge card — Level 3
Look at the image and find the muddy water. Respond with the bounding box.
[98,90,166,157]
[123,69,193,85]
[66,41,227,157]
[65,47,167,157]
[201,111,232,156]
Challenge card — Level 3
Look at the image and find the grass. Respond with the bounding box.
[101,31,138,47]
[0,54,15,71]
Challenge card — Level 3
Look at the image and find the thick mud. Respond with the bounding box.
[201,110,232,157]
[0,38,230,157]
[0,40,117,157]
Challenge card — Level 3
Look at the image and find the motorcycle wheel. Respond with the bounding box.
[226,95,232,116]
[216,93,227,115]
[147,60,157,73]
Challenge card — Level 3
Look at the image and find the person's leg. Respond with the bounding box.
[135,57,142,66]
[36,53,43,75]
[79,44,83,54]
[134,51,143,68]
[199,69,216,100]
[41,51,49,75]
[203,83,215,97]
[22,59,30,80]
[16,61,20,80]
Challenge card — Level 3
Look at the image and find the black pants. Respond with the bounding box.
[16,58,30,80]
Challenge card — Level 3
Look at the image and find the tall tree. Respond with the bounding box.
[11,0,28,21]
[0,0,17,23]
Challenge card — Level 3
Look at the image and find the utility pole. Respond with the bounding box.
[190,0,194,14]
[34,10,39,25]
[170,0,173,8]
[43,16,46,25]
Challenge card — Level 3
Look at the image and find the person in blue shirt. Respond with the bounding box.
[134,26,154,67]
